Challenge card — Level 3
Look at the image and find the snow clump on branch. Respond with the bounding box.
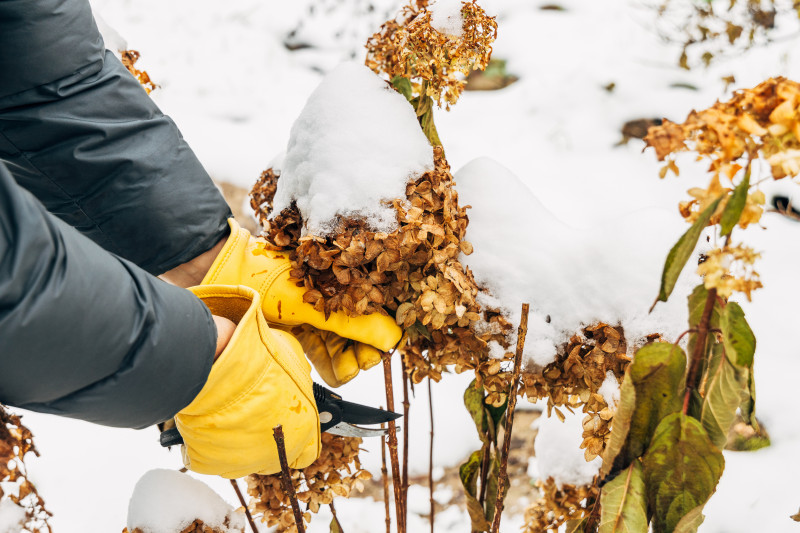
[455,157,690,366]
[126,469,245,533]
[429,0,467,38]
[271,62,435,236]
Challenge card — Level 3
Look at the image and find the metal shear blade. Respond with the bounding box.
[314,383,401,438]
[327,422,398,438]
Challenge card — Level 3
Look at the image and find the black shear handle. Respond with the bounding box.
[313,382,344,432]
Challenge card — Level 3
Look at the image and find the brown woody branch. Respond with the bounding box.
[428,377,435,533]
[381,418,391,533]
[229,479,258,533]
[490,303,530,533]
[401,359,411,530]
[273,425,305,533]
[383,353,406,533]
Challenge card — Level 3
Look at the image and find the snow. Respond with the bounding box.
[13,0,800,531]
[270,61,434,236]
[456,157,691,366]
[126,469,244,533]
[0,500,26,533]
[597,371,621,408]
[429,0,465,38]
[533,412,601,488]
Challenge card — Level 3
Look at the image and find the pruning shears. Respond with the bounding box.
[159,382,401,448]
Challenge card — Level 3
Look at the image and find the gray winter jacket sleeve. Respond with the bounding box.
[0,0,232,275]
[0,162,216,429]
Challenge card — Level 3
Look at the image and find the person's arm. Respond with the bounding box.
[0,0,232,276]
[0,162,217,429]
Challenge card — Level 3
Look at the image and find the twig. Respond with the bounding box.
[478,442,491,508]
[330,500,344,532]
[401,358,411,529]
[273,425,305,533]
[673,328,695,346]
[428,377,435,533]
[490,303,530,533]
[683,288,717,414]
[230,479,259,533]
[381,418,391,533]
[383,352,406,533]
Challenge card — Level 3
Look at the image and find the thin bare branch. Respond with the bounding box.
[273,425,305,533]
[383,352,406,533]
[229,479,258,533]
[381,418,391,533]
[428,377,435,533]
[401,358,411,529]
[330,500,344,532]
[490,303,530,533]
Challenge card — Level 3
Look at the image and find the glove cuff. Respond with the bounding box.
[176,284,320,478]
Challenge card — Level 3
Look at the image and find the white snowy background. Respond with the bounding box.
[9,0,800,531]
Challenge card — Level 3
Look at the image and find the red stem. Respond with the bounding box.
[683,288,717,414]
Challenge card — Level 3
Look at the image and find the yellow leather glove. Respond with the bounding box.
[202,218,402,387]
[175,284,320,478]
[285,324,384,387]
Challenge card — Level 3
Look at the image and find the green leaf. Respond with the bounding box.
[656,196,723,304]
[600,365,636,478]
[720,171,750,236]
[739,367,758,431]
[390,75,413,101]
[599,460,648,533]
[566,518,587,533]
[601,343,686,478]
[673,505,706,533]
[720,302,756,367]
[486,396,508,435]
[408,321,432,341]
[459,450,491,532]
[330,516,343,533]
[642,413,724,533]
[464,380,489,444]
[698,343,748,449]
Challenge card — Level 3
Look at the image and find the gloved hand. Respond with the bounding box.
[175,284,320,478]
[202,218,402,387]
[287,324,384,387]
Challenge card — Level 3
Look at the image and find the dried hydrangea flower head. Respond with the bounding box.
[365,0,497,108]
[0,406,50,532]
[642,78,800,305]
[647,77,800,185]
[247,435,369,532]
[697,245,763,301]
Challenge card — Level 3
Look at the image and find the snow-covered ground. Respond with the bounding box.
[12,0,800,531]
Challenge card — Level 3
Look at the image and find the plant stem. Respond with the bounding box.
[490,303,530,533]
[380,417,392,533]
[401,359,410,529]
[478,442,490,508]
[428,377,435,533]
[330,500,344,532]
[673,328,695,346]
[383,352,405,533]
[683,288,717,414]
[230,479,258,533]
[273,425,305,533]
